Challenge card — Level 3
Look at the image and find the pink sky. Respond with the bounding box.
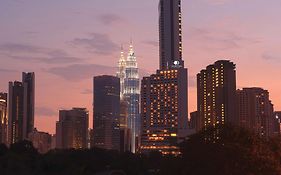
[0,0,280,134]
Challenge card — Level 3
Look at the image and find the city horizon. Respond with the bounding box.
[1,0,281,135]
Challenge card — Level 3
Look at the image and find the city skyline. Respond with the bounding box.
[1,0,281,134]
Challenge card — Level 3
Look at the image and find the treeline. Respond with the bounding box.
[0,125,280,175]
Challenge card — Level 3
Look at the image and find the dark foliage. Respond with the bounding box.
[0,126,280,175]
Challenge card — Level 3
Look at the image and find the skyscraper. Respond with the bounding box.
[117,44,140,153]
[125,44,140,153]
[0,93,8,145]
[140,0,188,155]
[237,88,276,139]
[117,47,126,99]
[197,60,236,130]
[8,72,35,145]
[8,81,24,144]
[56,108,89,149]
[141,69,187,155]
[93,75,120,151]
[22,72,35,139]
[159,0,183,69]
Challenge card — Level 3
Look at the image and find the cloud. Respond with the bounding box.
[262,53,281,61]
[36,107,57,117]
[47,64,116,81]
[71,33,119,55]
[0,68,17,73]
[98,14,123,25]
[8,55,81,64]
[0,43,45,53]
[0,43,81,64]
[81,89,93,95]
[142,40,159,47]
[205,0,231,5]
[47,63,149,82]
[189,27,261,50]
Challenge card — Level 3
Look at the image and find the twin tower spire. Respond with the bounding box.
[116,42,140,153]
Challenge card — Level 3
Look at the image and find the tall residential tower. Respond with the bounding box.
[197,60,236,131]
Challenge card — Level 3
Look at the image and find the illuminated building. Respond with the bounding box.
[8,72,35,145]
[0,93,8,145]
[274,112,281,136]
[197,60,236,131]
[93,75,120,151]
[117,43,140,153]
[237,88,277,138]
[28,128,52,153]
[56,108,89,149]
[117,46,126,99]
[141,68,187,155]
[159,0,183,69]
[140,0,188,155]
[124,44,140,153]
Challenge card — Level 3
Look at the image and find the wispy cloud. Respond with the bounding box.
[0,43,81,64]
[206,0,231,5]
[81,89,93,95]
[189,27,261,50]
[142,40,158,47]
[46,64,116,81]
[0,68,17,73]
[262,52,281,61]
[71,33,119,55]
[36,107,57,117]
[47,63,149,82]
[98,13,123,25]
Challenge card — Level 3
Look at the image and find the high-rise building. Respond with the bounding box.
[28,128,52,154]
[22,72,35,139]
[117,46,127,99]
[140,0,188,155]
[56,108,89,149]
[197,60,236,130]
[274,112,281,136]
[0,93,8,145]
[140,68,187,155]
[124,44,140,153]
[117,44,140,153]
[8,72,35,145]
[189,111,201,133]
[8,81,24,144]
[159,0,183,70]
[237,88,276,139]
[93,75,120,151]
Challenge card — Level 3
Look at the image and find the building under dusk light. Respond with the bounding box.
[117,44,140,153]
[56,108,89,149]
[237,88,277,139]
[0,93,8,145]
[140,0,188,155]
[28,128,52,154]
[197,60,236,131]
[93,75,121,151]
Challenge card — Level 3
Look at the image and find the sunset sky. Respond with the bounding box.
[0,0,280,134]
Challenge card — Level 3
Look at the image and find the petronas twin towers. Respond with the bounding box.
[117,44,140,153]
